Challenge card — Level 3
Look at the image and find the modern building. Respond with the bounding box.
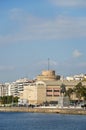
[9,78,34,97]
[0,84,7,97]
[0,78,35,97]
[66,74,86,81]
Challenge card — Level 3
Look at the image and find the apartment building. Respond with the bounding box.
[9,78,33,97]
[0,84,6,96]
[0,78,34,97]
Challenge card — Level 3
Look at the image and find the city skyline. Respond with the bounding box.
[0,0,86,82]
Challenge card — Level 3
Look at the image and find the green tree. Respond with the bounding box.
[81,86,86,101]
[65,88,73,100]
[74,82,83,102]
[0,96,19,106]
[13,96,19,103]
[7,96,13,104]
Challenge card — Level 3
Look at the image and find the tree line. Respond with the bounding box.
[65,82,86,103]
[0,96,19,106]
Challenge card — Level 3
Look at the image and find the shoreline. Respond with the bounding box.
[0,107,86,115]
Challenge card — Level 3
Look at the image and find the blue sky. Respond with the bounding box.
[0,0,86,83]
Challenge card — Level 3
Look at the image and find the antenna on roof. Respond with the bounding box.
[48,58,50,70]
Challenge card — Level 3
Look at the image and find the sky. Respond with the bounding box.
[0,0,86,83]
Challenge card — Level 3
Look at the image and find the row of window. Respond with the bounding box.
[46,94,60,97]
[46,89,60,97]
[46,89,60,92]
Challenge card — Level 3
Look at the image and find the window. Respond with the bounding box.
[46,89,52,92]
[54,90,59,92]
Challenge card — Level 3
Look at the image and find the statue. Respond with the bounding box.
[60,83,66,96]
[58,83,69,107]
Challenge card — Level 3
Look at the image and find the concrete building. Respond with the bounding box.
[1,70,86,106]
[9,78,34,97]
[66,74,86,81]
[0,84,7,97]
[21,81,46,105]
[0,78,35,98]
[20,70,84,105]
[36,70,60,81]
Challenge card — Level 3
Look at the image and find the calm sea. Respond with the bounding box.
[0,112,86,130]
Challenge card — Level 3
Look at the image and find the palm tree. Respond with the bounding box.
[81,86,86,102]
[65,88,73,100]
[74,82,83,103]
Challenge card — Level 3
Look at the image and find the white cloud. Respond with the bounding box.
[73,49,82,58]
[0,9,86,44]
[50,0,86,7]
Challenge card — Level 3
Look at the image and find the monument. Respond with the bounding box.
[58,84,69,107]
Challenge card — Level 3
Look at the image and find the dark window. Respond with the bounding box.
[54,90,59,92]
[47,90,52,92]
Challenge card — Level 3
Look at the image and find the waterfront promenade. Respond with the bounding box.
[0,107,86,115]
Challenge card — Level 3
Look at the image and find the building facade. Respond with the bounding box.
[20,70,84,105]
[36,70,60,81]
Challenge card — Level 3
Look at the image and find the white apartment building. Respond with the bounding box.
[0,83,9,97]
[66,74,86,81]
[0,78,34,97]
[9,78,34,97]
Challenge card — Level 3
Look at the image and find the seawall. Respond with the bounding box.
[0,107,86,115]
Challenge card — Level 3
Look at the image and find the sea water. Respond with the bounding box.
[0,112,86,130]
